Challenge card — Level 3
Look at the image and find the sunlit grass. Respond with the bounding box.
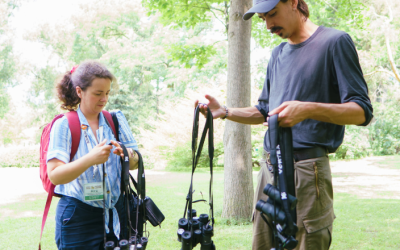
[0,172,399,249]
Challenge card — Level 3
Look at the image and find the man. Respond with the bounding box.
[196,0,373,249]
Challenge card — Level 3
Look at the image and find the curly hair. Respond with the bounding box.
[56,61,116,111]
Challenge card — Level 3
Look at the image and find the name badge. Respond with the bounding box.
[84,182,104,201]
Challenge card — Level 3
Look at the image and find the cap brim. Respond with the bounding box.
[243,0,280,20]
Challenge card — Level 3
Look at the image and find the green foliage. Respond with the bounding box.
[330,101,400,160]
[308,0,368,33]
[166,141,224,171]
[142,0,227,30]
[251,125,266,167]
[0,87,10,118]
[167,125,267,170]
[368,102,400,155]
[0,0,21,118]
[29,66,60,121]
[252,0,368,48]
[0,145,39,168]
[168,44,217,69]
[143,0,228,72]
[31,9,170,131]
[330,125,372,160]
[0,44,17,118]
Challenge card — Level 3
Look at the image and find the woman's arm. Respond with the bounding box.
[48,139,113,185]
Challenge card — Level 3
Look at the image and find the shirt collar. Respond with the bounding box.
[77,106,107,127]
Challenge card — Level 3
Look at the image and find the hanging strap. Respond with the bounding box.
[268,114,297,243]
[183,105,214,230]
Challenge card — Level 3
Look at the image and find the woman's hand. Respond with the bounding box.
[109,140,124,157]
[89,139,113,165]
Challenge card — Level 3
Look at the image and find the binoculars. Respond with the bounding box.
[256,184,298,250]
[105,236,148,250]
[177,209,215,250]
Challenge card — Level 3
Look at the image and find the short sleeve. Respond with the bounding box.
[46,117,72,164]
[255,75,270,120]
[115,111,139,150]
[333,34,373,126]
[255,43,286,120]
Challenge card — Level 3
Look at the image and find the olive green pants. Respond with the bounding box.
[252,150,335,250]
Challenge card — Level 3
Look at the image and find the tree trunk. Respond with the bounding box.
[222,0,253,220]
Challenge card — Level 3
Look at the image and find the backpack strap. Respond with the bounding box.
[110,111,120,142]
[65,111,81,159]
[102,110,117,139]
[39,111,81,250]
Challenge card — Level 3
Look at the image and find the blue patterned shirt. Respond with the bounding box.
[46,107,138,239]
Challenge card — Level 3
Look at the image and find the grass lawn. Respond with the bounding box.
[0,171,399,249]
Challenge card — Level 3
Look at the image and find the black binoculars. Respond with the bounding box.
[177,209,215,250]
[105,236,148,250]
[256,184,298,250]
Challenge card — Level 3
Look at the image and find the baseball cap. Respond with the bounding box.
[243,0,280,20]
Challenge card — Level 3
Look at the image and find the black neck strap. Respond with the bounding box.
[268,115,296,236]
[184,105,214,227]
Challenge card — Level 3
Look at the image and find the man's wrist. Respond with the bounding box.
[220,105,229,119]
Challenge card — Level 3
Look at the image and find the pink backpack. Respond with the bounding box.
[38,110,117,249]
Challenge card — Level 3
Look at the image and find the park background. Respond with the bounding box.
[0,0,399,249]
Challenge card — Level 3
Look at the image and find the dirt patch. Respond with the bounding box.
[0,208,42,220]
[331,157,400,199]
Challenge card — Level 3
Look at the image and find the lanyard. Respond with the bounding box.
[81,124,104,177]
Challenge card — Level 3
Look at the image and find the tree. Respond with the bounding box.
[143,0,254,220]
[27,0,227,142]
[0,0,20,118]
[223,0,253,220]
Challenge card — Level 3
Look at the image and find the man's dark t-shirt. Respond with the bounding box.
[256,26,373,153]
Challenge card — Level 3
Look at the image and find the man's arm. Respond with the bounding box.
[268,101,365,127]
[196,95,265,125]
[226,106,265,125]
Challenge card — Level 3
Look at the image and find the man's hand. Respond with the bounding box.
[194,94,226,119]
[268,101,310,127]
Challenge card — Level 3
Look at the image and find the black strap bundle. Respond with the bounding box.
[184,105,214,231]
[119,143,146,242]
[268,114,297,249]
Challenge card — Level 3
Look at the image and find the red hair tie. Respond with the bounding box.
[70,65,79,74]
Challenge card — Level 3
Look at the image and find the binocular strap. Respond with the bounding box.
[184,105,215,234]
[268,114,297,248]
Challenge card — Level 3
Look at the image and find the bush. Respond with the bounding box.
[166,141,225,170]
[0,145,40,168]
[330,125,372,160]
[166,125,267,170]
[368,103,400,155]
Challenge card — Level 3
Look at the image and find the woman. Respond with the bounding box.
[47,61,138,249]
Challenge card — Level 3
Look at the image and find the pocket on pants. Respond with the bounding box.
[295,156,333,222]
[61,204,76,226]
[303,206,334,250]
